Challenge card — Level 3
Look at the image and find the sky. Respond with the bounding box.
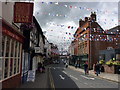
[33,1,118,51]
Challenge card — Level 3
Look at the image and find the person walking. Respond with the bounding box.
[38,62,42,73]
[83,62,88,75]
[65,62,68,68]
[95,62,100,76]
[93,63,97,74]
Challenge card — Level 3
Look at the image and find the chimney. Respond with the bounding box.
[79,19,85,27]
[90,12,96,22]
[85,17,88,22]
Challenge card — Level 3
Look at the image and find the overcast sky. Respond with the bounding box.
[33,1,118,51]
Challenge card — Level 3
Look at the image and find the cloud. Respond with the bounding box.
[34,2,118,50]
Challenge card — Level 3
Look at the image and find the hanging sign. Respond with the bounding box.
[14,2,34,23]
[35,47,42,53]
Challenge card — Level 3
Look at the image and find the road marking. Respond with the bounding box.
[80,75,95,80]
[89,78,95,80]
[84,83,88,85]
[53,68,55,69]
[90,85,94,88]
[70,75,78,80]
[48,68,55,90]
[62,71,67,74]
[59,75,65,80]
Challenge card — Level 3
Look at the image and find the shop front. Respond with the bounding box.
[1,19,24,88]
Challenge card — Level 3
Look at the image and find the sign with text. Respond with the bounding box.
[35,47,42,53]
[14,2,34,23]
[27,70,36,82]
[2,27,23,43]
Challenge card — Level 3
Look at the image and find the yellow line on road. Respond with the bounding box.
[49,68,55,90]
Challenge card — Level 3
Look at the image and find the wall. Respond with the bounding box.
[2,74,21,88]
[2,2,14,25]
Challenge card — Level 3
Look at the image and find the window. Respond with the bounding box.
[1,35,22,81]
[14,41,18,74]
[0,58,2,81]
[4,37,10,78]
[2,36,5,56]
[116,54,120,60]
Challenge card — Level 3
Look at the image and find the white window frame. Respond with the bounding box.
[3,36,7,79]
[19,44,22,73]
[1,35,22,81]
[8,38,12,77]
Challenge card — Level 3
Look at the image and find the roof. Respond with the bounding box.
[33,16,45,44]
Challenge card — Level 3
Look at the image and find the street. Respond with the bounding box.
[1,2,120,89]
[49,61,118,89]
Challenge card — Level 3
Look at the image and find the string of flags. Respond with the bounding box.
[47,22,77,29]
[37,11,117,24]
[36,2,118,25]
[38,2,118,47]
[40,2,118,15]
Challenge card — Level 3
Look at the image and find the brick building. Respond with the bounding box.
[71,12,120,69]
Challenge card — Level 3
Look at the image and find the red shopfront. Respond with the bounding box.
[1,19,24,88]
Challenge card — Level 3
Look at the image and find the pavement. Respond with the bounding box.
[17,64,119,89]
[18,66,50,89]
[68,65,120,83]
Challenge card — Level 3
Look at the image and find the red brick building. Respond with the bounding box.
[73,12,120,69]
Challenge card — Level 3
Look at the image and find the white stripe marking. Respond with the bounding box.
[62,71,67,74]
[59,75,65,80]
[84,83,88,85]
[81,75,95,80]
[70,75,78,80]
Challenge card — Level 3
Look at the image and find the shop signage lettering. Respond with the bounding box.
[14,2,34,23]
[2,27,23,42]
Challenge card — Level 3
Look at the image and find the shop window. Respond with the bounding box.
[11,40,15,57]
[5,37,10,57]
[0,58,2,80]
[1,34,22,80]
[116,54,120,60]
[14,60,16,74]
[2,36,5,56]
[14,41,18,74]
[4,58,8,78]
[9,58,13,76]
[17,43,20,73]
[111,54,114,59]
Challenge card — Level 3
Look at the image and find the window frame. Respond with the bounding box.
[0,35,22,81]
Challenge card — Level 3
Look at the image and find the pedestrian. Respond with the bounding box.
[93,63,97,74]
[38,62,42,73]
[95,62,100,76]
[65,62,68,68]
[75,61,77,68]
[83,61,88,75]
[42,64,45,73]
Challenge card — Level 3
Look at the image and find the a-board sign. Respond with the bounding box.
[27,70,36,82]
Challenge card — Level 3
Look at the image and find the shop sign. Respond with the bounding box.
[2,27,23,43]
[27,70,36,82]
[14,2,34,23]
